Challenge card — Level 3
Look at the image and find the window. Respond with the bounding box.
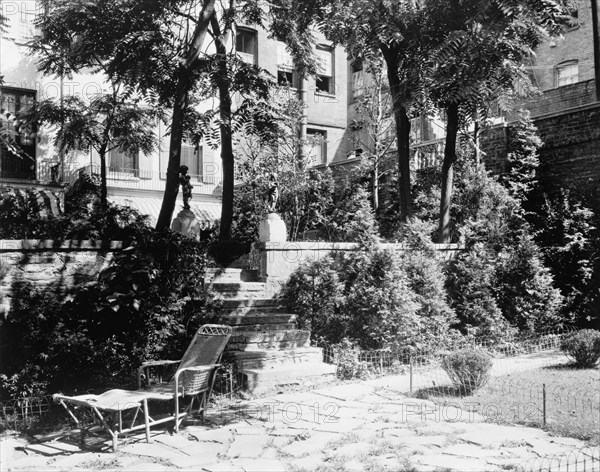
[315,46,334,94]
[556,61,579,87]
[2,0,37,44]
[0,86,36,179]
[351,59,364,99]
[236,28,256,64]
[180,142,202,178]
[159,141,202,179]
[108,148,137,172]
[305,129,327,164]
[277,42,297,87]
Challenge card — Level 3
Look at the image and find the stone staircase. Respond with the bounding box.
[206,268,337,395]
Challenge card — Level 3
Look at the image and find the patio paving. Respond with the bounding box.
[1,351,598,471]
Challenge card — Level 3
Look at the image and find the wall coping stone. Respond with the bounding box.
[0,240,124,252]
[254,241,463,251]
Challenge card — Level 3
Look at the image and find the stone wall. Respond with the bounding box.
[0,240,122,316]
[255,241,463,296]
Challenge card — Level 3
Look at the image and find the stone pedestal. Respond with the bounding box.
[258,213,287,242]
[171,208,201,241]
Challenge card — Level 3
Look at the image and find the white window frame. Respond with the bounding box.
[315,45,334,95]
[555,61,579,87]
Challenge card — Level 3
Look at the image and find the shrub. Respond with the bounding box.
[530,190,600,328]
[332,339,370,380]
[560,330,600,368]
[446,244,516,343]
[285,241,422,350]
[0,229,217,400]
[441,349,492,395]
[494,233,563,332]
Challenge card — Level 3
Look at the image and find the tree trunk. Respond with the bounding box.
[155,0,215,231]
[382,48,412,222]
[156,76,188,230]
[437,103,459,243]
[372,160,379,211]
[98,146,108,209]
[212,19,234,241]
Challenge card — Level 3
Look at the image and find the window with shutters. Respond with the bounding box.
[0,86,36,179]
[160,141,202,180]
[108,148,137,172]
[315,45,334,95]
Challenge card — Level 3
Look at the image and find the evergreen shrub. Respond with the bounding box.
[441,348,492,395]
[560,330,600,368]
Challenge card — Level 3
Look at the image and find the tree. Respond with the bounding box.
[232,90,335,242]
[323,0,433,223]
[33,0,322,238]
[426,0,573,242]
[350,57,396,211]
[19,89,157,206]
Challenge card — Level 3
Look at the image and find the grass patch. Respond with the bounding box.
[416,365,600,444]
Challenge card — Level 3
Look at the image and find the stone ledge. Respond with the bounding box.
[0,240,123,252]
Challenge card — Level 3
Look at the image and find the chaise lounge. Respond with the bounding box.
[53,324,232,451]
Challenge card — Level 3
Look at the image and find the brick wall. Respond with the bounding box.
[533,103,600,194]
[0,240,122,315]
[517,79,597,117]
[481,101,600,199]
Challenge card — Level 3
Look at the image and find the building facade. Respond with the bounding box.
[0,1,348,226]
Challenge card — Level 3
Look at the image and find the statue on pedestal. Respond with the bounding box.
[266,173,279,213]
[179,165,193,209]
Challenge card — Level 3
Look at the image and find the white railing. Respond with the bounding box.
[69,165,222,196]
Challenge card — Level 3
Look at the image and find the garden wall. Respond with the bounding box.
[0,240,122,316]
[255,241,463,295]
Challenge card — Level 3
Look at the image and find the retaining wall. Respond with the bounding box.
[0,240,122,315]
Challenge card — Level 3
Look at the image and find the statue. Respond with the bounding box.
[179,165,193,209]
[266,173,279,213]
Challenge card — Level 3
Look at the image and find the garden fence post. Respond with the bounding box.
[409,358,413,394]
[542,383,547,427]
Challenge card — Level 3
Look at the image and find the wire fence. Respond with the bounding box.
[516,446,600,472]
[320,327,600,448]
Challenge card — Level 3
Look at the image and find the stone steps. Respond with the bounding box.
[212,282,268,300]
[243,363,338,395]
[205,268,260,284]
[227,329,311,351]
[219,313,297,327]
[231,347,325,370]
[208,266,336,394]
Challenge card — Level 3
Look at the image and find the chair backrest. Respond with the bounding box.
[177,324,232,371]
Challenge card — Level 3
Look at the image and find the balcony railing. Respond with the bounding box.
[69,165,222,196]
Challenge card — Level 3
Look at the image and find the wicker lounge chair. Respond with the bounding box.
[53,324,232,451]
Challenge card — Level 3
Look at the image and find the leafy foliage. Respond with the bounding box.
[441,349,492,395]
[530,190,600,328]
[0,229,216,400]
[446,244,515,343]
[285,239,460,351]
[502,111,542,203]
[0,177,150,241]
[560,330,600,368]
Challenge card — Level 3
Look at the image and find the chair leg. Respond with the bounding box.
[142,398,150,444]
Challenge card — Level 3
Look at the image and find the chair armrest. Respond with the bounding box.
[140,360,181,368]
[137,360,181,389]
[176,363,222,374]
[174,364,223,396]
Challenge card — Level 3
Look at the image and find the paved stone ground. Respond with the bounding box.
[1,351,598,472]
